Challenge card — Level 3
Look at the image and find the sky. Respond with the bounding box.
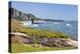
[11,1,78,21]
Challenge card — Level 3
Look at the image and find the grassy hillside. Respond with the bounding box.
[11,43,75,53]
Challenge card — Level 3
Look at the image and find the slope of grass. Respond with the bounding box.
[11,43,76,53]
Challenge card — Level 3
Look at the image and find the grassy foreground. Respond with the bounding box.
[11,43,75,53]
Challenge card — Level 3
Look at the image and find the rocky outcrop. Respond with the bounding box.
[39,38,78,47]
[10,32,33,44]
[65,39,78,48]
[10,32,78,48]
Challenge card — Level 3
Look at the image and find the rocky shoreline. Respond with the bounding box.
[10,32,78,48]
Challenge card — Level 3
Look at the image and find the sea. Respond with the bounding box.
[22,21,78,41]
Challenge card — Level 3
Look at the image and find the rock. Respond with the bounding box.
[10,32,78,48]
[10,32,33,44]
[39,38,78,47]
[65,39,78,47]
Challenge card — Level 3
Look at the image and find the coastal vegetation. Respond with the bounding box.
[9,19,78,53]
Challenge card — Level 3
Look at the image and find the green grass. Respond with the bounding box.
[18,26,70,39]
[11,43,76,53]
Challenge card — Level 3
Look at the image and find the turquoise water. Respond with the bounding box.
[23,21,78,40]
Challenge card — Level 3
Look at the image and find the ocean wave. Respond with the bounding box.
[66,24,72,26]
[22,21,38,27]
[23,21,32,25]
[31,24,38,27]
[53,22,60,24]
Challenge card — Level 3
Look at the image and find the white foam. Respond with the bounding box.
[22,21,38,27]
[34,20,46,23]
[54,22,60,24]
[32,24,38,26]
[66,24,72,26]
[23,21,32,25]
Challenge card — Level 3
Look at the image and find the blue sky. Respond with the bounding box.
[11,1,78,21]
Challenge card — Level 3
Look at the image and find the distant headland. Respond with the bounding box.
[9,8,64,23]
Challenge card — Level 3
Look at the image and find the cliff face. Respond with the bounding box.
[9,8,64,22]
[9,8,36,21]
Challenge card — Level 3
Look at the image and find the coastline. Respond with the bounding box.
[21,20,78,41]
[10,32,78,47]
[9,19,78,53]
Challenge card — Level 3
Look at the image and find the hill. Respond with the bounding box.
[9,8,64,22]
